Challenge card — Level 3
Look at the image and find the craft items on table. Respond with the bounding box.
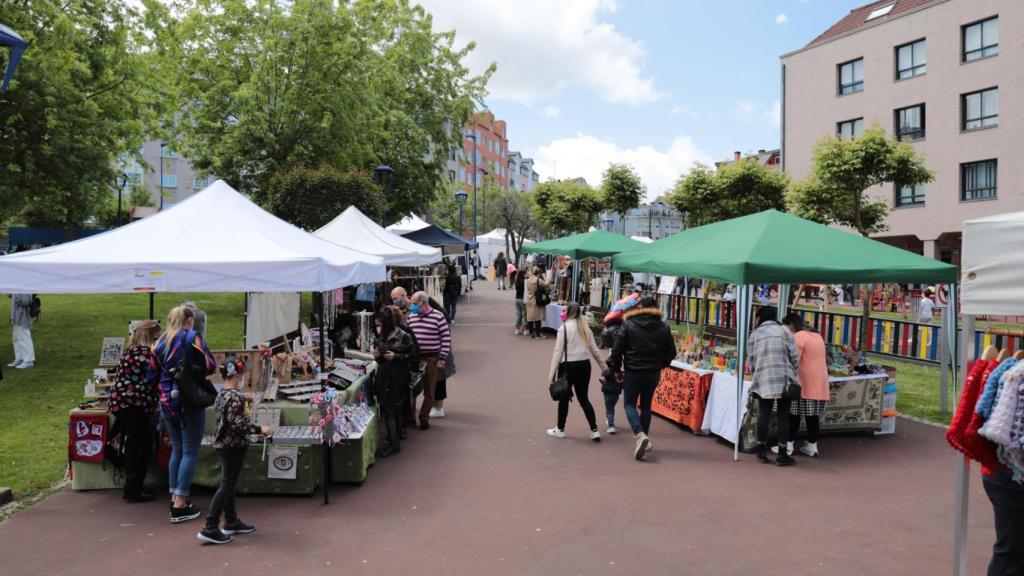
[99,337,125,367]
[308,390,374,446]
[354,311,375,352]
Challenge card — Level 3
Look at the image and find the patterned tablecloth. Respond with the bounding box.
[652,364,713,432]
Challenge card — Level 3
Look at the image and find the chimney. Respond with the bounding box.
[734,151,741,163]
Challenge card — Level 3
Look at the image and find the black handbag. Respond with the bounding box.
[409,371,425,396]
[782,378,802,401]
[175,331,217,413]
[536,280,551,307]
[548,327,573,402]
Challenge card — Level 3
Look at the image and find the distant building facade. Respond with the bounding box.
[121,140,212,208]
[443,111,540,195]
[715,149,781,171]
[600,196,683,241]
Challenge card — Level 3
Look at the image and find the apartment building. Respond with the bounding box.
[715,149,782,171]
[122,140,212,209]
[781,0,1023,265]
[599,197,684,241]
[508,151,541,192]
[442,111,541,194]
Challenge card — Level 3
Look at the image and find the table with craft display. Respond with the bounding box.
[654,358,896,452]
[69,357,379,494]
[541,302,564,331]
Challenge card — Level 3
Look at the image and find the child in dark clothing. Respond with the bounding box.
[197,358,270,545]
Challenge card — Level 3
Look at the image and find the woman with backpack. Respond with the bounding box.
[109,320,162,503]
[525,266,550,339]
[546,303,607,441]
[374,308,417,456]
[150,305,216,523]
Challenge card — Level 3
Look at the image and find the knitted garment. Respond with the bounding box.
[976,358,1017,419]
[1002,380,1024,481]
[980,363,1024,447]
[948,359,1003,474]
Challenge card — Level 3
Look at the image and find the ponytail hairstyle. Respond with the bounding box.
[157,305,195,351]
[129,319,161,349]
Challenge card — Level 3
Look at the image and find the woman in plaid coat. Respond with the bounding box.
[747,306,799,466]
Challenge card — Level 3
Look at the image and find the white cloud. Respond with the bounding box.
[531,132,713,200]
[668,104,701,120]
[416,0,662,105]
[541,105,561,118]
[775,13,789,25]
[734,99,779,128]
[762,100,781,128]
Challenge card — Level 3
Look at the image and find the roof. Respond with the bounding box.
[314,206,442,267]
[522,230,646,260]
[803,0,941,50]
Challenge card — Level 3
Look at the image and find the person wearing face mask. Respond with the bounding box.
[373,309,416,456]
[407,292,451,429]
[391,286,445,322]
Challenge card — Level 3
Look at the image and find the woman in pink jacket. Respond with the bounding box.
[780,313,829,458]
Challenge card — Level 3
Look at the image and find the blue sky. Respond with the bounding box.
[417,0,871,199]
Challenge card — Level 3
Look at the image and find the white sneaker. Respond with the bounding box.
[546,428,566,439]
[606,425,617,435]
[590,430,601,442]
[429,408,445,418]
[7,360,22,368]
[799,442,819,458]
[646,440,654,452]
[634,432,650,460]
[770,442,794,456]
[15,362,33,369]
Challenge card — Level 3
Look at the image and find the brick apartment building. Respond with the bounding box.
[445,111,540,194]
[781,0,1023,265]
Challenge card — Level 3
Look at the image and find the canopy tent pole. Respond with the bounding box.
[318,291,332,505]
[242,292,249,349]
[953,289,970,576]
[571,259,579,304]
[148,293,154,320]
[733,284,754,461]
[777,284,790,318]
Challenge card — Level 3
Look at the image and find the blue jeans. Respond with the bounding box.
[623,370,660,435]
[161,406,206,497]
[514,300,526,329]
[603,391,620,427]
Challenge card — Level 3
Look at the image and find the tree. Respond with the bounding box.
[668,160,789,228]
[790,125,933,236]
[428,182,463,235]
[667,159,789,334]
[0,0,158,231]
[492,190,538,265]
[600,163,645,233]
[532,180,603,236]
[146,0,492,216]
[790,125,933,349]
[265,166,382,231]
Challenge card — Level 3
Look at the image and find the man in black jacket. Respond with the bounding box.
[607,296,676,460]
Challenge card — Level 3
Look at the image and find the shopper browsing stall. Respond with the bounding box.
[374,309,416,456]
[197,357,270,545]
[526,267,550,339]
[109,320,162,503]
[494,252,508,290]
[7,293,35,369]
[546,303,608,441]
[512,268,527,335]
[408,291,450,430]
[778,313,828,458]
[748,307,799,467]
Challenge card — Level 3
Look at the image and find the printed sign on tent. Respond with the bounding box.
[132,268,167,292]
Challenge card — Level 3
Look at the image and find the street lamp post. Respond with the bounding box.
[374,164,395,226]
[467,132,478,241]
[116,172,128,227]
[602,218,614,232]
[455,190,468,235]
[478,168,489,233]
[158,141,167,210]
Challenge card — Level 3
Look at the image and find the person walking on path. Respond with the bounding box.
[197,357,270,545]
[512,268,527,335]
[546,303,607,441]
[443,263,462,323]
[151,305,216,523]
[109,320,162,503]
[7,293,35,369]
[408,291,450,430]
[607,296,676,461]
[748,306,799,467]
[525,266,550,339]
[374,309,416,456]
[776,313,828,459]
[494,252,508,290]
[600,318,626,434]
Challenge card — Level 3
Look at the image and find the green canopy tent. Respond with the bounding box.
[523,230,646,303]
[613,210,959,460]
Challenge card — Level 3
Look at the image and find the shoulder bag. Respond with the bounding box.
[548,327,573,402]
[776,333,802,401]
[175,331,217,413]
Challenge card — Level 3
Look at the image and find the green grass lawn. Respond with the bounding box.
[0,292,260,500]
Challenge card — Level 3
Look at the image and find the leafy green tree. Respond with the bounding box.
[790,125,933,236]
[491,189,538,265]
[668,160,789,228]
[0,0,157,231]
[428,182,463,235]
[146,0,492,217]
[265,166,382,231]
[532,180,603,236]
[790,125,933,349]
[600,163,645,233]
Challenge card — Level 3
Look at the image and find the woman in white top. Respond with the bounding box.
[547,303,608,441]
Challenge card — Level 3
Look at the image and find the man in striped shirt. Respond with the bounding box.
[408,291,450,429]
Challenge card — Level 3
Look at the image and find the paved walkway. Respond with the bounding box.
[0,283,998,575]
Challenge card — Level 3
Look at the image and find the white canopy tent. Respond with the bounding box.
[0,180,386,293]
[630,235,654,244]
[477,228,534,270]
[384,213,430,234]
[315,206,441,267]
[953,210,1024,576]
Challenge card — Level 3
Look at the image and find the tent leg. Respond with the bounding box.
[777,284,790,318]
[148,293,154,320]
[243,292,249,349]
[317,291,331,505]
[954,304,971,576]
[734,285,753,461]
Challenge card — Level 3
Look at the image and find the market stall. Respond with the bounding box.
[614,209,958,460]
[2,180,388,503]
[315,206,442,267]
[476,228,534,276]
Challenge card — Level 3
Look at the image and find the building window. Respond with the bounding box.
[193,176,209,189]
[838,58,864,95]
[895,39,926,79]
[962,88,998,131]
[837,118,864,140]
[448,169,455,182]
[961,160,997,201]
[161,174,177,188]
[160,147,177,159]
[895,104,925,141]
[127,172,143,185]
[963,17,998,62]
[896,183,925,207]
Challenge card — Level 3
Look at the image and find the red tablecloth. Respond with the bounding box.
[653,366,712,432]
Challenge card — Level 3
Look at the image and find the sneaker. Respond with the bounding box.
[222,520,256,535]
[171,504,202,524]
[546,428,566,439]
[15,362,33,369]
[197,528,232,544]
[776,453,796,467]
[591,430,601,442]
[799,442,819,458]
[770,442,794,457]
[429,408,445,418]
[646,440,654,452]
[634,432,650,461]
[606,425,617,435]
[6,360,21,368]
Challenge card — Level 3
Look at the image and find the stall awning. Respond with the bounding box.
[961,210,1024,316]
[614,210,957,285]
[315,206,442,267]
[400,225,477,251]
[521,230,645,259]
[0,180,386,293]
